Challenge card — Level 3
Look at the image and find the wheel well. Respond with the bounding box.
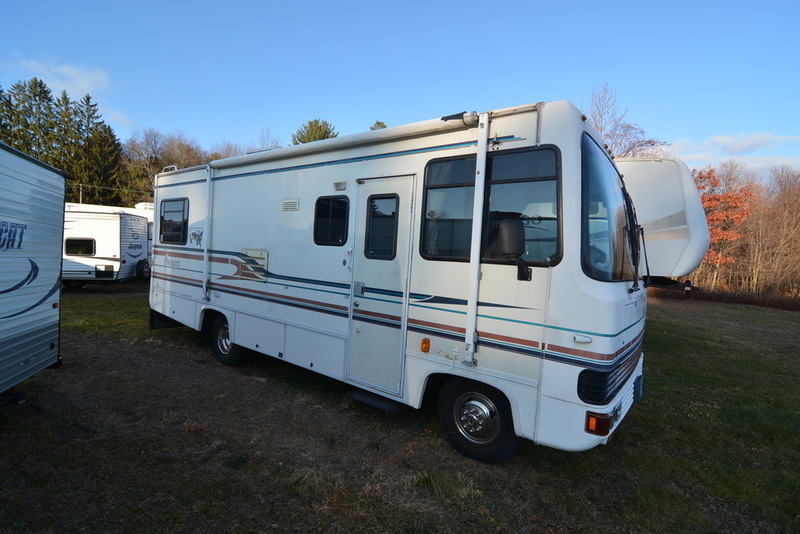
[420,374,447,409]
[421,373,512,411]
[198,309,224,346]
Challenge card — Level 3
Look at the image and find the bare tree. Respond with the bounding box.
[162,132,205,170]
[123,128,168,190]
[208,141,246,160]
[588,84,668,158]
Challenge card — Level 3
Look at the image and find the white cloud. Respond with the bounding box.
[18,58,111,98]
[670,133,800,178]
[707,133,800,156]
[7,56,137,139]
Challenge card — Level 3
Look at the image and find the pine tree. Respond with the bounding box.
[0,78,133,205]
[0,86,11,141]
[5,78,58,161]
[291,119,338,144]
[53,90,80,175]
[70,94,127,205]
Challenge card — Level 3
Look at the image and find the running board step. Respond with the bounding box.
[352,390,405,414]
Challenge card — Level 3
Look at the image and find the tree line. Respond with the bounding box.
[690,162,800,299]
[2,78,797,298]
[0,78,345,206]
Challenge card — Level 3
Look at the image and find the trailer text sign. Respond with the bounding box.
[0,221,28,251]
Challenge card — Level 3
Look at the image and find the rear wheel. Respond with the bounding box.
[136,259,150,280]
[211,315,246,366]
[438,378,521,464]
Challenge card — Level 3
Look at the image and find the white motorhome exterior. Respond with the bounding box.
[0,142,65,400]
[149,101,708,462]
[63,203,152,285]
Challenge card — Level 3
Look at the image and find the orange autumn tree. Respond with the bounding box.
[691,164,754,289]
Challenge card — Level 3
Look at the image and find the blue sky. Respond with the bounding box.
[2,0,798,178]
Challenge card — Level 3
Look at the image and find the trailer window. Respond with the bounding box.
[421,156,476,260]
[314,196,349,246]
[65,238,95,256]
[365,194,398,260]
[160,198,189,245]
[482,148,560,265]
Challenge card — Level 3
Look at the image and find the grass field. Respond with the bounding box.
[1,285,798,533]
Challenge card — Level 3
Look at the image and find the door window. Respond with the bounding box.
[365,194,399,260]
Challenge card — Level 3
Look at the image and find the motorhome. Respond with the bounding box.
[0,142,66,403]
[62,203,152,286]
[149,101,709,462]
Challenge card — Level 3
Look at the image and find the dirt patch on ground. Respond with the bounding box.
[1,285,520,533]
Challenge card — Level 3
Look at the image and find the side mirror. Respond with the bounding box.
[499,219,532,281]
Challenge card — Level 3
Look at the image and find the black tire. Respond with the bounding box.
[136,260,151,280]
[62,281,84,289]
[438,378,522,464]
[211,315,246,366]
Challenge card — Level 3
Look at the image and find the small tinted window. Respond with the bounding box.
[421,156,476,260]
[65,238,95,256]
[160,198,189,245]
[365,195,398,259]
[314,196,349,246]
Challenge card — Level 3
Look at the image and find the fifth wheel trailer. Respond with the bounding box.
[0,142,66,402]
[149,100,709,463]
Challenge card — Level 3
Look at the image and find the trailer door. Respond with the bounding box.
[347,175,414,395]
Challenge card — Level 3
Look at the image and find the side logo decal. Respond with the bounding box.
[0,258,39,294]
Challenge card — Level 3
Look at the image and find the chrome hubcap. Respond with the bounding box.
[454,392,501,444]
[217,324,232,354]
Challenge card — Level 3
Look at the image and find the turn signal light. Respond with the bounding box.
[420,338,431,353]
[585,411,612,436]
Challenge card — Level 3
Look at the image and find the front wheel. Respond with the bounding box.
[211,315,246,366]
[438,378,522,464]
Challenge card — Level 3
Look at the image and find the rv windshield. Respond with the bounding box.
[581,134,636,281]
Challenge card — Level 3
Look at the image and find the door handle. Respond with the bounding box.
[353,301,360,308]
[354,281,365,296]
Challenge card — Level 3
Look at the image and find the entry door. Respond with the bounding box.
[347,175,414,395]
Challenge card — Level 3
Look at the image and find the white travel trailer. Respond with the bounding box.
[149,101,708,462]
[63,203,152,286]
[0,142,65,402]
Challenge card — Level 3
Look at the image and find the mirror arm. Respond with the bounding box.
[516,257,532,281]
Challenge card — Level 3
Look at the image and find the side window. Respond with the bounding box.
[365,194,398,260]
[65,238,95,256]
[314,196,349,246]
[160,198,189,245]
[421,156,476,260]
[483,148,560,265]
[421,148,560,265]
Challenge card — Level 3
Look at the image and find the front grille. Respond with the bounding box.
[577,347,641,405]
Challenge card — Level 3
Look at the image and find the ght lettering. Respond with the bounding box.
[0,221,28,251]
